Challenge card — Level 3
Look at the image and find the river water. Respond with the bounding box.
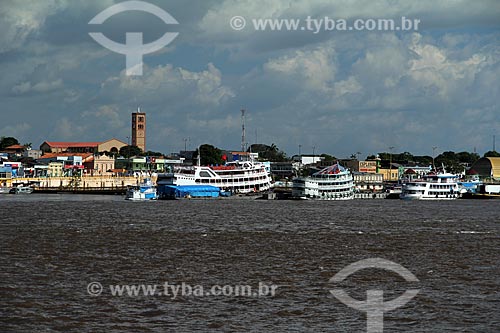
[1,195,499,332]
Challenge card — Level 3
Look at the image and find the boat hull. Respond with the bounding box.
[297,195,354,201]
[400,194,459,200]
[125,191,157,200]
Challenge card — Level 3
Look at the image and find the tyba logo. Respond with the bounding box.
[329,258,420,333]
[88,1,179,75]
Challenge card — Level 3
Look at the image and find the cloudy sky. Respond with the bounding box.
[1,0,499,158]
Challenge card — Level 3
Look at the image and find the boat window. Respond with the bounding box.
[199,171,212,178]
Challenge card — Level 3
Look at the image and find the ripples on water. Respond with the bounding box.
[1,195,499,332]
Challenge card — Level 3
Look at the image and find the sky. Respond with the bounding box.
[0,0,499,158]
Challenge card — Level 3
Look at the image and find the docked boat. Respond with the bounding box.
[400,172,460,200]
[125,178,157,200]
[9,186,34,194]
[457,177,482,195]
[385,184,402,199]
[292,164,354,200]
[0,187,11,194]
[156,160,272,195]
[461,184,500,199]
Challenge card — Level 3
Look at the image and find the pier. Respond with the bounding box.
[9,175,153,195]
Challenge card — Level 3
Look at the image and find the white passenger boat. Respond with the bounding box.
[400,172,460,200]
[125,178,157,200]
[9,186,34,194]
[292,164,354,200]
[157,160,272,195]
[0,187,11,194]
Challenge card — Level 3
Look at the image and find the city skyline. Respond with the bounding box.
[1,0,499,157]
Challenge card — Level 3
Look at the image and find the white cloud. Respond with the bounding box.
[82,105,125,129]
[333,76,362,97]
[264,46,336,92]
[0,0,66,53]
[54,118,86,140]
[0,123,32,138]
[408,34,492,101]
[12,79,63,94]
[101,63,234,107]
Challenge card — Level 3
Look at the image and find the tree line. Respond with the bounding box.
[367,150,500,173]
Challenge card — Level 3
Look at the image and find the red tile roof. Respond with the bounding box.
[39,152,93,159]
[5,144,25,149]
[42,141,100,148]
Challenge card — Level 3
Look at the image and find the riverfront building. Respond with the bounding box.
[40,139,127,154]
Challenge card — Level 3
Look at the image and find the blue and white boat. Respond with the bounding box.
[125,178,157,200]
[156,160,271,195]
[457,175,482,195]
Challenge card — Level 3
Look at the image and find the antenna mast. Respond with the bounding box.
[197,145,201,166]
[241,109,246,152]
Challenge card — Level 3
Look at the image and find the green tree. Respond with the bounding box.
[320,153,336,162]
[0,137,20,150]
[484,150,500,157]
[144,150,164,157]
[435,151,465,173]
[248,143,287,162]
[378,152,390,162]
[194,144,223,165]
[119,145,143,158]
[456,151,480,165]
[413,155,433,165]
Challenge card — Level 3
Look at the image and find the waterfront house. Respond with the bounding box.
[0,166,12,186]
[352,172,384,192]
[47,162,64,177]
[83,154,115,175]
[23,149,43,159]
[1,144,26,158]
[37,153,90,177]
